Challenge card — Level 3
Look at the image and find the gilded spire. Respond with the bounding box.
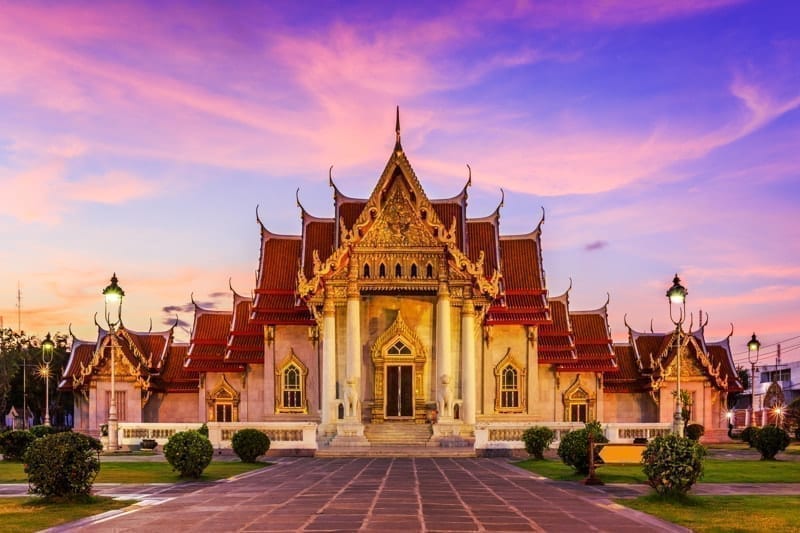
[394,105,403,153]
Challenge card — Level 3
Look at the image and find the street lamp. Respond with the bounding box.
[666,274,688,437]
[747,333,761,427]
[102,273,125,451]
[40,333,54,426]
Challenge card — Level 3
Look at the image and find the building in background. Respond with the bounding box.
[59,116,742,449]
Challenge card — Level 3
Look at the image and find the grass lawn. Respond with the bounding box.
[0,496,133,533]
[0,460,268,484]
[620,494,800,532]
[515,457,800,483]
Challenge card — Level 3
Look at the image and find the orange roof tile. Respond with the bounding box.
[302,219,335,281]
[466,220,499,276]
[226,294,263,364]
[158,344,199,392]
[432,202,464,249]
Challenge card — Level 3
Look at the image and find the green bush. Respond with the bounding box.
[163,430,213,478]
[522,426,555,460]
[740,426,761,447]
[29,425,63,439]
[642,434,705,497]
[23,432,102,498]
[198,423,209,438]
[231,429,270,463]
[0,430,35,461]
[753,425,790,460]
[557,421,607,474]
[685,424,705,441]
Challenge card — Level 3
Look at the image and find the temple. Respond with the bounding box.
[59,111,742,451]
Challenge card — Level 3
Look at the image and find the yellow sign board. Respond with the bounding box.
[597,444,645,464]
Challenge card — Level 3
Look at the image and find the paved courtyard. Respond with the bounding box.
[52,457,686,532]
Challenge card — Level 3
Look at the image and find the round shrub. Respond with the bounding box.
[740,426,760,447]
[642,434,705,497]
[24,432,102,498]
[164,430,213,478]
[753,425,790,460]
[232,429,270,462]
[557,421,607,474]
[685,424,705,442]
[0,430,35,461]
[29,425,62,439]
[522,426,555,460]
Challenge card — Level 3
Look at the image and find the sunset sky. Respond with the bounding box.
[1,0,798,367]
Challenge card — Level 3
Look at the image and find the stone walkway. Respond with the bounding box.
[41,458,687,532]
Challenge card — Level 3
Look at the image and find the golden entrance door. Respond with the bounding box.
[385,365,414,418]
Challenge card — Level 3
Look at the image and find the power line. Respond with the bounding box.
[730,334,800,357]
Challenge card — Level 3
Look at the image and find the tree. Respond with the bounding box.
[1,329,72,428]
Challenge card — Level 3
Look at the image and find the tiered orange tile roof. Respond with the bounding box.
[226,292,263,364]
[157,343,199,392]
[185,305,244,372]
[251,227,313,325]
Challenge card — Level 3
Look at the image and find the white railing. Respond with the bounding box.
[116,422,318,451]
[474,421,672,450]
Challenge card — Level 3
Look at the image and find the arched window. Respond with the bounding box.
[563,376,594,422]
[275,350,308,413]
[493,350,526,413]
[363,263,370,278]
[410,263,418,278]
[379,263,386,278]
[426,263,434,279]
[388,340,412,355]
[283,365,303,409]
[500,366,519,408]
[206,376,240,422]
[395,263,402,277]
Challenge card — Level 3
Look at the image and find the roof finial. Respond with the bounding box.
[394,106,403,153]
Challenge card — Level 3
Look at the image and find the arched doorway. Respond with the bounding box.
[370,311,427,423]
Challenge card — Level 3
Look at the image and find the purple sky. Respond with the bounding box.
[1,0,799,367]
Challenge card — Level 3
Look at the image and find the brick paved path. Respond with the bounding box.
[57,457,685,532]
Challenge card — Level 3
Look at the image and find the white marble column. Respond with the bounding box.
[321,293,336,427]
[345,278,361,420]
[461,297,476,424]
[436,280,453,420]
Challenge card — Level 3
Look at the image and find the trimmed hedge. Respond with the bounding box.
[24,432,102,498]
[164,430,213,478]
[232,429,270,463]
[753,425,790,460]
[642,434,705,497]
[557,421,607,474]
[0,430,35,461]
[685,423,705,441]
[522,426,555,460]
[740,426,761,447]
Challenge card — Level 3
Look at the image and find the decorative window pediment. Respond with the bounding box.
[206,375,240,422]
[563,374,594,422]
[493,348,526,413]
[275,349,308,413]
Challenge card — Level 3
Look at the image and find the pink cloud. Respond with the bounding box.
[0,161,154,224]
[466,0,747,28]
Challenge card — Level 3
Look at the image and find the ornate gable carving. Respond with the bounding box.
[360,182,439,248]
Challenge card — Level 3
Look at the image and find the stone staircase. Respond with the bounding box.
[316,422,476,458]
[364,421,432,446]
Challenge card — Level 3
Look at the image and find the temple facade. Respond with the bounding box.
[60,115,742,448]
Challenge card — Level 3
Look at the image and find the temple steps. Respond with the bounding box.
[315,445,476,458]
[364,421,433,446]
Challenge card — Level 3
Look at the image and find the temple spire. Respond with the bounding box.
[394,105,403,153]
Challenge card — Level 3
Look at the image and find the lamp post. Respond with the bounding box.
[102,273,125,451]
[666,274,688,437]
[40,333,54,426]
[747,333,760,427]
